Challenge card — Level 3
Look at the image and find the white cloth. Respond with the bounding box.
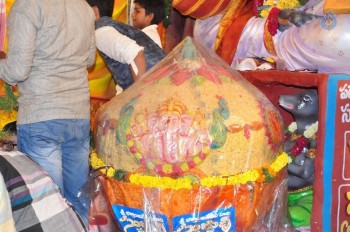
[95,24,162,77]
[142,24,162,48]
[95,24,161,65]
[273,1,350,73]
[95,26,144,65]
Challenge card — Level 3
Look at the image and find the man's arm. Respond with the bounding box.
[95,26,146,81]
[0,1,37,86]
[130,50,146,81]
[95,26,144,64]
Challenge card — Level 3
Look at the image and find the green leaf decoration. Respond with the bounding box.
[114,169,128,181]
[0,84,18,111]
[163,0,172,28]
[262,168,275,183]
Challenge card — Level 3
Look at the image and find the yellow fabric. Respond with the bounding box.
[263,19,277,57]
[87,0,128,97]
[113,0,127,21]
[324,0,350,14]
[215,0,252,64]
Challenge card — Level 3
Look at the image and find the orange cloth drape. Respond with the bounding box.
[215,0,253,65]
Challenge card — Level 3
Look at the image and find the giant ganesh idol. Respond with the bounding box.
[92,37,291,231]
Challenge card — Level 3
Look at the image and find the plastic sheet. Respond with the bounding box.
[93,37,292,231]
[77,166,119,231]
[99,171,292,231]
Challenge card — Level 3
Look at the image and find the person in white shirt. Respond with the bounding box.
[87,0,165,91]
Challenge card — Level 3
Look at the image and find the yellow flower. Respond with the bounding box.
[227,176,240,185]
[129,174,193,190]
[236,170,259,184]
[90,152,105,168]
[200,176,227,187]
[260,0,303,18]
[202,146,211,154]
[277,0,302,9]
[0,110,17,130]
[159,176,174,189]
[260,9,270,18]
[134,152,142,160]
[106,168,115,178]
[193,156,202,165]
[162,164,173,174]
[90,151,116,178]
[266,57,275,63]
[180,163,189,172]
[175,178,192,190]
[129,173,140,184]
[127,140,134,147]
[270,152,289,173]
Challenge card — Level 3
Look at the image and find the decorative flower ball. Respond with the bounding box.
[94,37,284,179]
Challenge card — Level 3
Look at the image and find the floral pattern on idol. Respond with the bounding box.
[125,97,212,176]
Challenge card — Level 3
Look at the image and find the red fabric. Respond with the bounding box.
[172,0,231,19]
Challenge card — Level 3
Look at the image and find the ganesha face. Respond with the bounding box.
[129,111,211,167]
[158,113,181,134]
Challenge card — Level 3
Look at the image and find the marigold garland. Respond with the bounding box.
[130,174,193,190]
[90,151,289,190]
[90,151,116,178]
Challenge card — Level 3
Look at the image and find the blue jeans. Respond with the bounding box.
[17,119,90,224]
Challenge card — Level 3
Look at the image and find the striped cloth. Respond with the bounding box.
[0,150,86,232]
